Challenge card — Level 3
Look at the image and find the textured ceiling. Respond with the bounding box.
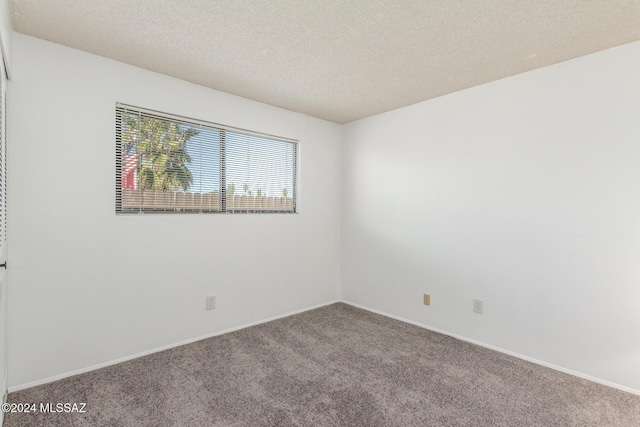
[10,0,640,124]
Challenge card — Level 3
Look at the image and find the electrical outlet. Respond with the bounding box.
[473,299,483,314]
[206,295,216,310]
[423,294,431,306]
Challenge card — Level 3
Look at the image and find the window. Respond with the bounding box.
[116,104,298,214]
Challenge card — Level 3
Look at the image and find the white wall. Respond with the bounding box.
[0,0,10,75]
[7,34,341,389]
[342,41,640,392]
[8,30,640,395]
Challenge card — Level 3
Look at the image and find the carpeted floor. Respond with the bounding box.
[4,303,640,426]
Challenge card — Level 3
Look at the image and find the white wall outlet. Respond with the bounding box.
[206,295,216,310]
[473,299,483,314]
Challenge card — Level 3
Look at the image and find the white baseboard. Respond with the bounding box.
[9,300,340,393]
[10,298,639,397]
[342,300,640,396]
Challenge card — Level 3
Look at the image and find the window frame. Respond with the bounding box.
[115,103,299,215]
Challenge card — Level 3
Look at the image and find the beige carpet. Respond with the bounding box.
[5,303,640,426]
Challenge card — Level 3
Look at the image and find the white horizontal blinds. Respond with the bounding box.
[225,130,297,212]
[116,105,221,213]
[116,103,297,214]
